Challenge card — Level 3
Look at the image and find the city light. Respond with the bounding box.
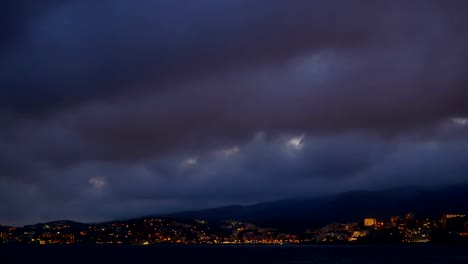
[1,212,467,245]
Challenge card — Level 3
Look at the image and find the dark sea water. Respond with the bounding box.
[1,245,468,264]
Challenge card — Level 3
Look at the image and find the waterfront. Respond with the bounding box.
[1,245,468,264]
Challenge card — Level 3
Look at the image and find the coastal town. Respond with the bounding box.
[1,213,467,245]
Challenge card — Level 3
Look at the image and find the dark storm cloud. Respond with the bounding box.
[1,0,468,225]
[5,0,463,115]
[2,0,374,113]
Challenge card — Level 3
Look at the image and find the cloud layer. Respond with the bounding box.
[1,0,468,225]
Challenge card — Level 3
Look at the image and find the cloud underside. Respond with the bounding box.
[1,0,468,225]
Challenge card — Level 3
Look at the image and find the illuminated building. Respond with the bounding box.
[442,214,466,231]
[376,221,385,229]
[39,233,75,244]
[406,213,415,221]
[348,230,368,242]
[443,214,465,219]
[364,218,377,227]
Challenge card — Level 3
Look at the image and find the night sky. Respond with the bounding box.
[1,0,468,226]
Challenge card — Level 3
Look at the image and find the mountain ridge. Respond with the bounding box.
[4,184,467,230]
[162,183,468,232]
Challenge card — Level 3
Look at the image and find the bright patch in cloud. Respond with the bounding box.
[288,134,305,150]
[218,146,240,157]
[89,177,106,189]
[184,157,199,166]
[452,117,468,126]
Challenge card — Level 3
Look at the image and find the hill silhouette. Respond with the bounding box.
[164,184,468,232]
